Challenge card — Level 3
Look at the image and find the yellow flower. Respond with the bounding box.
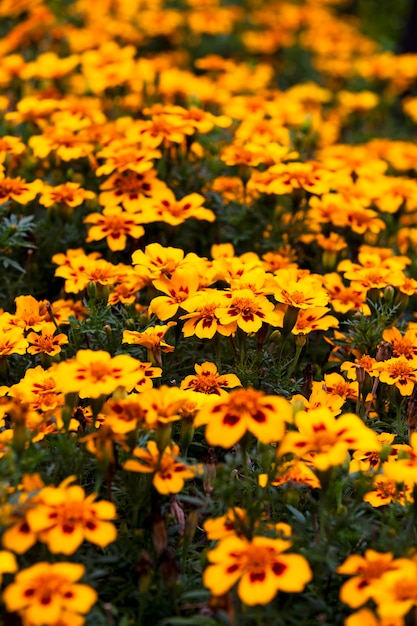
[180,361,241,396]
[217,288,283,334]
[39,182,95,208]
[194,387,292,447]
[0,325,29,357]
[139,188,215,227]
[84,206,145,251]
[26,323,68,357]
[148,266,201,321]
[374,356,417,396]
[122,323,176,366]
[203,534,312,606]
[344,608,404,626]
[3,561,97,626]
[53,350,141,399]
[337,550,406,609]
[0,550,17,585]
[0,175,42,205]
[371,559,417,619]
[25,476,117,554]
[124,440,196,494]
[291,306,338,335]
[279,408,380,472]
[179,291,235,339]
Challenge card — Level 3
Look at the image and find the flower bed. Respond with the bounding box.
[1,1,417,624]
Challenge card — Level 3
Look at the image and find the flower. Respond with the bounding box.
[180,361,241,396]
[291,306,338,335]
[180,291,235,339]
[25,476,117,554]
[139,188,216,226]
[26,323,68,357]
[0,550,17,585]
[124,440,196,494]
[216,288,283,333]
[194,387,292,447]
[337,550,407,609]
[279,408,380,471]
[203,534,312,606]
[38,182,95,208]
[148,266,201,320]
[122,323,176,366]
[2,561,97,625]
[374,356,417,396]
[52,350,141,398]
[84,206,145,251]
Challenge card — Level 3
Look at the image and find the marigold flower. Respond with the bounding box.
[84,206,145,251]
[132,243,186,281]
[122,323,176,366]
[374,356,417,396]
[279,408,380,471]
[140,188,215,226]
[194,387,292,447]
[274,269,329,309]
[124,440,196,494]
[337,550,407,609]
[0,325,28,357]
[99,169,167,212]
[2,561,97,626]
[370,559,417,618]
[217,288,283,334]
[25,476,117,554]
[344,607,404,626]
[26,323,68,357]
[180,361,241,396]
[52,349,141,398]
[363,468,413,507]
[95,143,161,177]
[203,534,312,606]
[148,266,201,320]
[179,291,235,339]
[0,550,17,585]
[130,385,187,429]
[0,175,42,205]
[39,182,95,208]
[291,307,338,335]
[382,327,417,360]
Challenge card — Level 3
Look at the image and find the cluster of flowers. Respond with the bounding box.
[2,0,417,624]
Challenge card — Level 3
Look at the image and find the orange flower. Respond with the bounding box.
[25,476,117,554]
[95,143,161,177]
[194,387,292,447]
[140,188,215,226]
[291,307,338,335]
[279,408,380,471]
[180,361,241,396]
[203,534,312,606]
[0,325,28,356]
[217,288,283,334]
[337,551,407,609]
[26,323,68,357]
[124,440,196,494]
[84,206,145,251]
[122,323,176,366]
[99,169,168,212]
[0,175,42,205]
[39,182,95,208]
[179,291,235,339]
[374,356,417,396]
[53,349,141,398]
[3,561,97,626]
[148,266,201,320]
